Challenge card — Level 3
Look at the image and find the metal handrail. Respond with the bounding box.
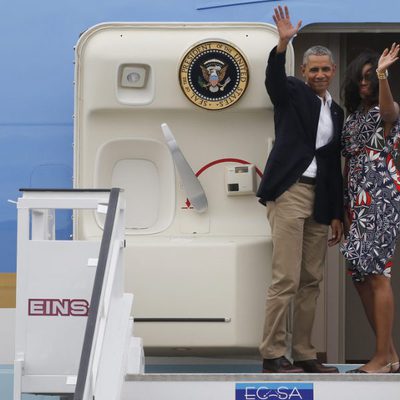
[73,187,121,400]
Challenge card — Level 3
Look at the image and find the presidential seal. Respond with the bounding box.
[179,41,249,110]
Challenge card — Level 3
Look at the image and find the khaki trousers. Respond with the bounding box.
[259,182,329,361]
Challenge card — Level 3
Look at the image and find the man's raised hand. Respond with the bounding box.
[273,5,302,51]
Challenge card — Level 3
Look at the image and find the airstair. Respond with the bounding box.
[13,189,400,400]
[13,188,143,400]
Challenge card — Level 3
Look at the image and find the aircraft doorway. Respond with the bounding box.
[293,28,400,364]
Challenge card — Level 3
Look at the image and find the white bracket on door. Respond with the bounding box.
[161,123,208,213]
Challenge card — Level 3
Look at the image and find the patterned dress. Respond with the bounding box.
[340,106,400,282]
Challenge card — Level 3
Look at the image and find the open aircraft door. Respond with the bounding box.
[73,22,294,354]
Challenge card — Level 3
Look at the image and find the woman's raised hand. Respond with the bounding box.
[378,43,400,72]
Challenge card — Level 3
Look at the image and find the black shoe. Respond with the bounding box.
[263,356,304,373]
[293,359,338,373]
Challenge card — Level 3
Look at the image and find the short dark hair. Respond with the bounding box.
[342,50,379,113]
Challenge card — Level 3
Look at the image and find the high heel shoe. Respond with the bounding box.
[346,363,392,374]
[391,361,400,373]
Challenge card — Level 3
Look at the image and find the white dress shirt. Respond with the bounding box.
[302,91,334,178]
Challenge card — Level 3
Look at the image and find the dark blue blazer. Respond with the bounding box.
[256,46,344,225]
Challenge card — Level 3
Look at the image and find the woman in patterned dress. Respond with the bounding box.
[341,44,400,373]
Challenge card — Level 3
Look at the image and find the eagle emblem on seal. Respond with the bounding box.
[179,40,249,110]
[199,59,231,93]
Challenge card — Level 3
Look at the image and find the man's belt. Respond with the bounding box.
[298,175,316,185]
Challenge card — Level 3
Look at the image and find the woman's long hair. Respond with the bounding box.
[342,50,380,113]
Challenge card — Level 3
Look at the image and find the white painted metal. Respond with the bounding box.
[79,191,144,400]
[161,122,208,213]
[124,236,272,349]
[73,22,291,353]
[94,138,176,234]
[13,190,144,400]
